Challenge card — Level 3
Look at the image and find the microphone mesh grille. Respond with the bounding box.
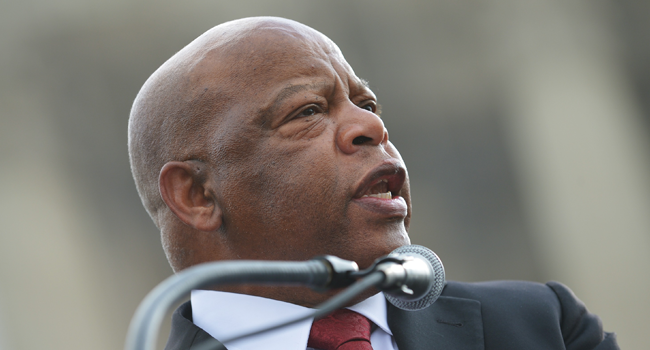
[384,244,446,311]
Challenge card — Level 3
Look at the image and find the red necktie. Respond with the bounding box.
[308,309,374,350]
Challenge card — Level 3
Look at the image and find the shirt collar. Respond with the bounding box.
[347,292,392,336]
[190,290,391,350]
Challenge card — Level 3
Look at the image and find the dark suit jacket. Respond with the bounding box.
[164,280,619,350]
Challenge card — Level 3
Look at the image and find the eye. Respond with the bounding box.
[299,107,318,117]
[359,101,377,113]
[295,105,323,119]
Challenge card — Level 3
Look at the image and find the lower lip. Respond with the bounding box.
[352,196,408,218]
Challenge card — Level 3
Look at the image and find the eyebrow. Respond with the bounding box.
[359,78,370,89]
[274,83,316,106]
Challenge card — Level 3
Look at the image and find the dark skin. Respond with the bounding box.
[143,17,412,307]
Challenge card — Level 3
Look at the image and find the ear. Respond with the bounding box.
[159,160,222,232]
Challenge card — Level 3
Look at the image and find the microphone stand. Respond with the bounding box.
[125,256,360,350]
[125,245,444,350]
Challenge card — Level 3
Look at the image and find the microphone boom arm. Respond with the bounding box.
[125,257,358,350]
[124,245,444,350]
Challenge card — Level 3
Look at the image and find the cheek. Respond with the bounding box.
[221,159,351,260]
[258,135,340,200]
[223,139,346,232]
[261,149,343,219]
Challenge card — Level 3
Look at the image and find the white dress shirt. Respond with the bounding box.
[191,290,399,350]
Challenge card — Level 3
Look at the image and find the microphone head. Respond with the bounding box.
[384,245,445,311]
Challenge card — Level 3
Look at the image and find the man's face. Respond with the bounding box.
[204,25,411,273]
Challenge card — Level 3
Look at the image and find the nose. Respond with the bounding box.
[336,105,388,154]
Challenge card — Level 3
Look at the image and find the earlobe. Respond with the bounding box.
[159,161,223,232]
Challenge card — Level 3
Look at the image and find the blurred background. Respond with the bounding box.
[1,0,649,349]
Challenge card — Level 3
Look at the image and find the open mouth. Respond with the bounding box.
[354,161,406,200]
[361,179,392,199]
[352,160,408,217]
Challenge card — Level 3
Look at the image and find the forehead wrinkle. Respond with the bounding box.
[324,51,367,102]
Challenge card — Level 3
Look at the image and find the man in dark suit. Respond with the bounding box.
[128,16,618,349]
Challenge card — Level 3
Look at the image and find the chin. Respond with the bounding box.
[351,232,410,269]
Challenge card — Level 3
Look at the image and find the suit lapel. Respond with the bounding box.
[166,301,227,350]
[387,296,484,350]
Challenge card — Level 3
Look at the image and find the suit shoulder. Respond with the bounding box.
[545,282,619,350]
[443,280,560,308]
[441,280,618,350]
[443,280,563,328]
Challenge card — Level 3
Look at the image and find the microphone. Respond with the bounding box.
[375,244,445,311]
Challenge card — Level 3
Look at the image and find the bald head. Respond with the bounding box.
[128,17,339,224]
[129,17,411,304]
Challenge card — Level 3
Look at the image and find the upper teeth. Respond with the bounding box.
[363,192,392,199]
[362,179,391,199]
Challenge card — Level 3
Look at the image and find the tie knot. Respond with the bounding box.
[308,309,373,350]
